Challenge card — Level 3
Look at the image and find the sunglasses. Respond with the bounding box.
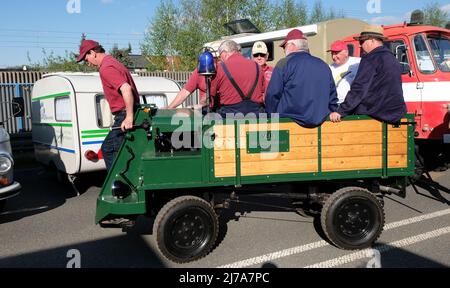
[253,53,267,58]
[359,38,370,45]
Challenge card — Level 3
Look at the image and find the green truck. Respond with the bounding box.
[96,105,415,263]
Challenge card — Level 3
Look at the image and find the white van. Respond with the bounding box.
[31,73,180,178]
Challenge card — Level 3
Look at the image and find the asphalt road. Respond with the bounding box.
[0,165,449,268]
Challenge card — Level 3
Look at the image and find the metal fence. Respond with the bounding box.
[0,70,194,135]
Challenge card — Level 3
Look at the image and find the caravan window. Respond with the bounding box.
[95,95,113,128]
[55,97,72,122]
[141,94,167,107]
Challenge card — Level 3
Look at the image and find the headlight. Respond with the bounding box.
[0,156,12,175]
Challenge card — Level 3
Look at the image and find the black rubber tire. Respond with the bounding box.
[321,187,385,250]
[153,195,219,263]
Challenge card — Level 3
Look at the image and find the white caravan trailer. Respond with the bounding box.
[31,73,180,178]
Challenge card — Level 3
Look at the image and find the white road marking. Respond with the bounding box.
[305,226,450,268]
[217,208,450,268]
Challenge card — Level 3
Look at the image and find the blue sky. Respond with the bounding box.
[0,0,449,68]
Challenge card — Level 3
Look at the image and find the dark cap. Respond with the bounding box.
[76,40,100,63]
[279,29,306,48]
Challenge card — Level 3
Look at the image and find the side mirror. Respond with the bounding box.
[400,62,413,77]
[12,97,25,117]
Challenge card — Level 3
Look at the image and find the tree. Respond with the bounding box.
[271,0,308,29]
[141,0,179,71]
[240,0,273,32]
[110,43,132,67]
[423,1,449,27]
[28,34,96,72]
[140,0,342,71]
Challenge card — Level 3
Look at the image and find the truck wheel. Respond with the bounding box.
[321,187,384,250]
[154,195,219,263]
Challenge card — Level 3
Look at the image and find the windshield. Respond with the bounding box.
[427,34,450,72]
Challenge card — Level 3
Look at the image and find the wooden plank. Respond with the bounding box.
[388,154,408,168]
[214,133,319,150]
[322,144,406,158]
[215,147,318,163]
[322,132,383,146]
[215,163,236,178]
[241,159,318,176]
[241,123,318,136]
[322,120,382,133]
[322,131,407,146]
[322,155,407,171]
[323,156,382,171]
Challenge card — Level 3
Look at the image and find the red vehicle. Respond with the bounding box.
[342,21,450,169]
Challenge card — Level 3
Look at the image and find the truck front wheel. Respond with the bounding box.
[154,195,219,263]
[321,187,385,250]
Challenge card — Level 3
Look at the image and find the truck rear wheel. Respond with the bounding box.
[321,187,384,250]
[154,195,219,263]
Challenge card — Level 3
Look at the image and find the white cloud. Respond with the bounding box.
[369,16,402,25]
[441,4,450,14]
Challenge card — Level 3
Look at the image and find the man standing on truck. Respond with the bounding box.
[330,25,407,124]
[167,52,219,111]
[265,29,338,128]
[76,40,140,171]
[211,40,265,117]
[327,40,360,104]
[251,41,273,98]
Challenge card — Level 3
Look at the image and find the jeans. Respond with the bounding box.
[101,111,126,172]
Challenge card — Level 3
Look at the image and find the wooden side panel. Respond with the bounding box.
[321,120,383,171]
[214,119,409,178]
[240,123,319,176]
[214,125,236,178]
[388,123,408,168]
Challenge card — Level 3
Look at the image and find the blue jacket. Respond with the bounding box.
[337,46,407,123]
[265,51,338,128]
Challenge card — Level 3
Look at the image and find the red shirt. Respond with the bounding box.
[99,55,139,113]
[184,68,217,107]
[262,65,273,98]
[211,53,264,106]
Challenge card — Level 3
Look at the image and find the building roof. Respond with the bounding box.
[128,54,150,69]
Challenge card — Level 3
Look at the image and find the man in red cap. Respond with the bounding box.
[265,29,338,128]
[76,40,139,171]
[327,40,360,104]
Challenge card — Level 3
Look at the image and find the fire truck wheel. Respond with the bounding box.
[154,195,219,263]
[321,187,385,250]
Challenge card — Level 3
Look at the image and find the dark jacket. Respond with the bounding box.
[265,51,338,128]
[337,46,407,123]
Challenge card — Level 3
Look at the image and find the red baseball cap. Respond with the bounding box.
[76,40,100,62]
[279,29,306,48]
[327,40,348,52]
